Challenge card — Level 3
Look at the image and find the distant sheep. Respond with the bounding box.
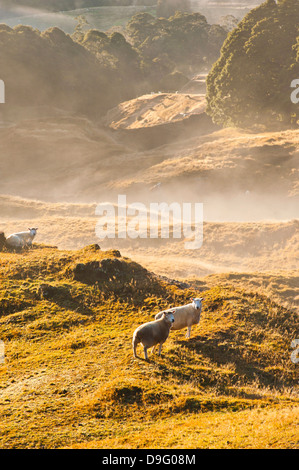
[5,228,38,250]
[155,298,204,339]
[132,310,175,360]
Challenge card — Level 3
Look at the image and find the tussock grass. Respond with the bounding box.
[0,246,298,448]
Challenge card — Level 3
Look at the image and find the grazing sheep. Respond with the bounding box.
[5,228,38,250]
[133,310,175,360]
[155,298,204,339]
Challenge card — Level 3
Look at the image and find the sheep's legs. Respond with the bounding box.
[151,344,163,356]
[132,340,150,360]
[143,346,149,360]
[151,343,164,356]
[132,341,138,358]
[185,326,191,339]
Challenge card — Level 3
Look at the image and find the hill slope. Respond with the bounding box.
[0,245,298,448]
[104,93,207,130]
[1,194,298,285]
[0,111,298,221]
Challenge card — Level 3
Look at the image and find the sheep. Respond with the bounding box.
[5,228,38,250]
[132,310,175,360]
[155,298,204,339]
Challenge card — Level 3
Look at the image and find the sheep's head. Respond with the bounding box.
[191,297,204,310]
[28,228,38,236]
[163,310,175,325]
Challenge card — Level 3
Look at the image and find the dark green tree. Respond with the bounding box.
[206,0,299,128]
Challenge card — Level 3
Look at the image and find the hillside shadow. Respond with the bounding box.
[37,284,93,316]
[173,333,285,389]
[72,257,172,307]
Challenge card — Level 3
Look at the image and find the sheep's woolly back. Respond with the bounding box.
[5,229,37,248]
[156,303,201,331]
[171,304,199,330]
[133,315,173,349]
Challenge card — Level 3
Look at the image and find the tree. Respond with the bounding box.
[0,24,121,119]
[77,29,142,100]
[72,15,91,42]
[219,15,239,32]
[126,12,227,76]
[206,0,299,128]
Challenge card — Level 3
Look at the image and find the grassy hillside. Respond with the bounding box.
[0,112,298,222]
[1,195,298,282]
[111,127,299,203]
[0,245,298,448]
[0,0,297,451]
[104,93,207,130]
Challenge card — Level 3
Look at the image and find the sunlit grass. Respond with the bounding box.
[0,246,298,448]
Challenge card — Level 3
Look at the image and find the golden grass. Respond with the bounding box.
[104,93,206,130]
[0,246,298,448]
[70,406,299,449]
[108,127,299,195]
[1,205,298,277]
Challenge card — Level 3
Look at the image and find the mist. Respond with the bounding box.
[0,0,298,452]
[0,0,298,267]
[0,1,265,33]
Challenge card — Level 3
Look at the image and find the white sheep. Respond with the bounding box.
[5,228,38,249]
[132,310,175,360]
[155,298,204,339]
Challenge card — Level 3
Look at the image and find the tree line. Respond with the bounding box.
[1,0,297,129]
[0,10,227,120]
